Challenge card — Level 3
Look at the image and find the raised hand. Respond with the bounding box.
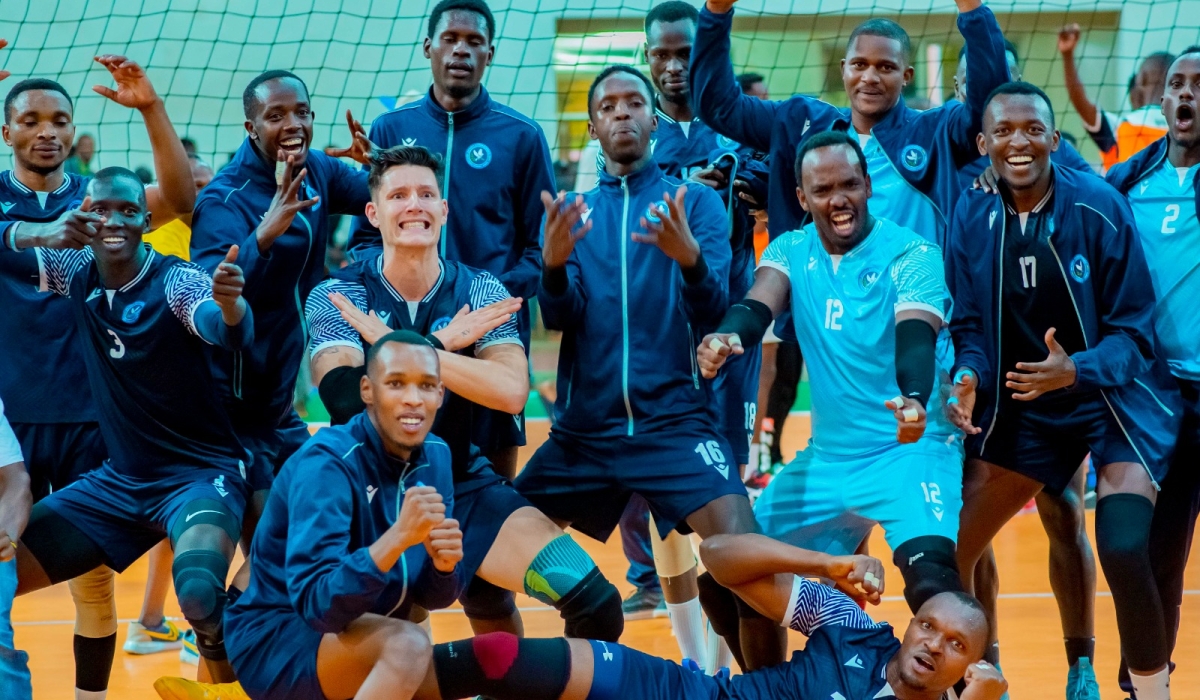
[431,297,523,352]
[92,55,160,111]
[885,396,927,444]
[1057,24,1081,55]
[323,109,375,165]
[947,369,982,435]
[825,554,886,605]
[256,154,320,253]
[393,486,446,551]
[633,185,701,268]
[211,245,248,325]
[697,332,743,379]
[329,292,393,346]
[705,0,738,14]
[424,518,463,573]
[961,660,1009,700]
[541,191,591,270]
[1007,328,1076,400]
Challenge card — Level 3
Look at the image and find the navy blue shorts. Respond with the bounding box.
[455,466,534,582]
[713,345,762,465]
[471,407,527,455]
[979,396,1150,496]
[40,463,249,571]
[11,422,106,502]
[239,411,312,492]
[587,640,724,700]
[514,424,749,542]
[226,608,324,700]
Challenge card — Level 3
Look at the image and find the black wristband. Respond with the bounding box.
[425,333,445,350]
[681,251,709,286]
[895,318,937,406]
[318,365,367,425]
[715,298,773,348]
[542,265,569,296]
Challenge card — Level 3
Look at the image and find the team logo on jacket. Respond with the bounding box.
[717,135,739,150]
[432,316,453,331]
[466,143,492,169]
[901,144,928,172]
[122,301,146,324]
[859,269,880,290]
[1070,255,1090,283]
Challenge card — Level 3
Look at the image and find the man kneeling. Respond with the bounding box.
[161,331,463,700]
[418,534,1008,700]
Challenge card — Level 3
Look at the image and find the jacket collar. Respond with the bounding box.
[357,412,426,481]
[828,96,909,140]
[420,85,492,126]
[597,157,663,193]
[232,137,294,190]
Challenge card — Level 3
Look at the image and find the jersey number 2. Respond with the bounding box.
[1162,204,1181,235]
[107,330,126,359]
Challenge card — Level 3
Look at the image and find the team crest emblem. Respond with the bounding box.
[465,143,492,169]
[717,135,738,150]
[432,316,453,331]
[901,144,928,172]
[859,270,880,289]
[1070,255,1090,283]
[122,301,146,323]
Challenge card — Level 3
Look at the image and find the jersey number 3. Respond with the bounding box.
[107,330,126,359]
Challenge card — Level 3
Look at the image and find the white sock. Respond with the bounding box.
[1130,667,1170,700]
[666,598,707,667]
[704,620,734,674]
[76,690,107,700]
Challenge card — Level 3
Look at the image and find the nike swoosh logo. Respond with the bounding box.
[186,510,223,522]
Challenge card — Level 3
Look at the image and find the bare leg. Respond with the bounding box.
[316,614,432,700]
[139,540,174,628]
[1035,464,1096,642]
[231,489,269,593]
[955,459,1043,596]
[488,447,520,482]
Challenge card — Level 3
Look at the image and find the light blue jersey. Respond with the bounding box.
[1127,160,1200,381]
[858,133,944,245]
[760,218,958,458]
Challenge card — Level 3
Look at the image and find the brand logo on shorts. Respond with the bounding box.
[844,654,864,669]
[901,144,928,172]
[431,316,452,332]
[1070,254,1090,283]
[122,300,146,324]
[859,269,879,290]
[465,143,492,169]
[212,475,228,497]
[717,134,739,150]
[186,509,222,523]
[366,485,378,503]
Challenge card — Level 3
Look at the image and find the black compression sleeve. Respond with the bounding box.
[318,365,367,425]
[542,265,568,296]
[715,298,773,348]
[680,252,709,286]
[895,318,937,406]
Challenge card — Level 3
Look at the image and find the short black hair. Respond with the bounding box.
[847,18,912,65]
[737,72,766,93]
[180,137,198,156]
[645,1,699,34]
[242,70,309,120]
[367,145,444,196]
[428,0,495,43]
[366,330,440,375]
[1142,51,1176,73]
[983,81,1056,128]
[91,166,147,207]
[794,129,869,186]
[4,78,73,123]
[1169,47,1200,73]
[958,38,1018,64]
[587,65,655,118]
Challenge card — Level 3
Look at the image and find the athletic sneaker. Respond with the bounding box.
[153,677,249,700]
[180,629,199,665]
[622,586,664,621]
[123,620,186,655]
[1066,658,1101,700]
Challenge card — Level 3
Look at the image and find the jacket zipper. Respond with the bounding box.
[870,127,947,247]
[620,177,635,437]
[232,351,243,400]
[384,460,431,617]
[289,213,316,421]
[1046,238,1158,487]
[979,206,1006,454]
[441,113,455,258]
[687,323,699,389]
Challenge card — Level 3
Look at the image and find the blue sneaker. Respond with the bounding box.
[1066,658,1101,700]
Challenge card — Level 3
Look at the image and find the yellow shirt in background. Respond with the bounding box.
[144,219,191,260]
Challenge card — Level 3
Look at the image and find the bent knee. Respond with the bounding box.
[379,622,432,667]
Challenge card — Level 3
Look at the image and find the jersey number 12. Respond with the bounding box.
[824,298,844,331]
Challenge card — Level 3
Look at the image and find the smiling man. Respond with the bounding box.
[0,167,255,685]
[948,82,1182,700]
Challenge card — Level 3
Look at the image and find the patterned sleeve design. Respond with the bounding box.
[36,247,93,297]
[306,278,369,356]
[783,576,881,636]
[468,271,522,353]
[891,241,947,321]
[758,230,801,279]
[164,261,216,338]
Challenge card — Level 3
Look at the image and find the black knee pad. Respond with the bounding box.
[1095,494,1153,567]
[172,549,230,661]
[460,577,518,621]
[893,536,964,613]
[697,571,740,637]
[433,633,570,700]
[555,568,623,642]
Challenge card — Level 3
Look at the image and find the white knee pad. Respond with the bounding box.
[68,566,117,638]
[649,513,697,579]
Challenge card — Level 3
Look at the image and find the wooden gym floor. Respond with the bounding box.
[14,415,1200,699]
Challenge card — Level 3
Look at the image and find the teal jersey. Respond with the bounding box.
[760,218,959,457]
[1127,160,1200,380]
[859,133,944,244]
